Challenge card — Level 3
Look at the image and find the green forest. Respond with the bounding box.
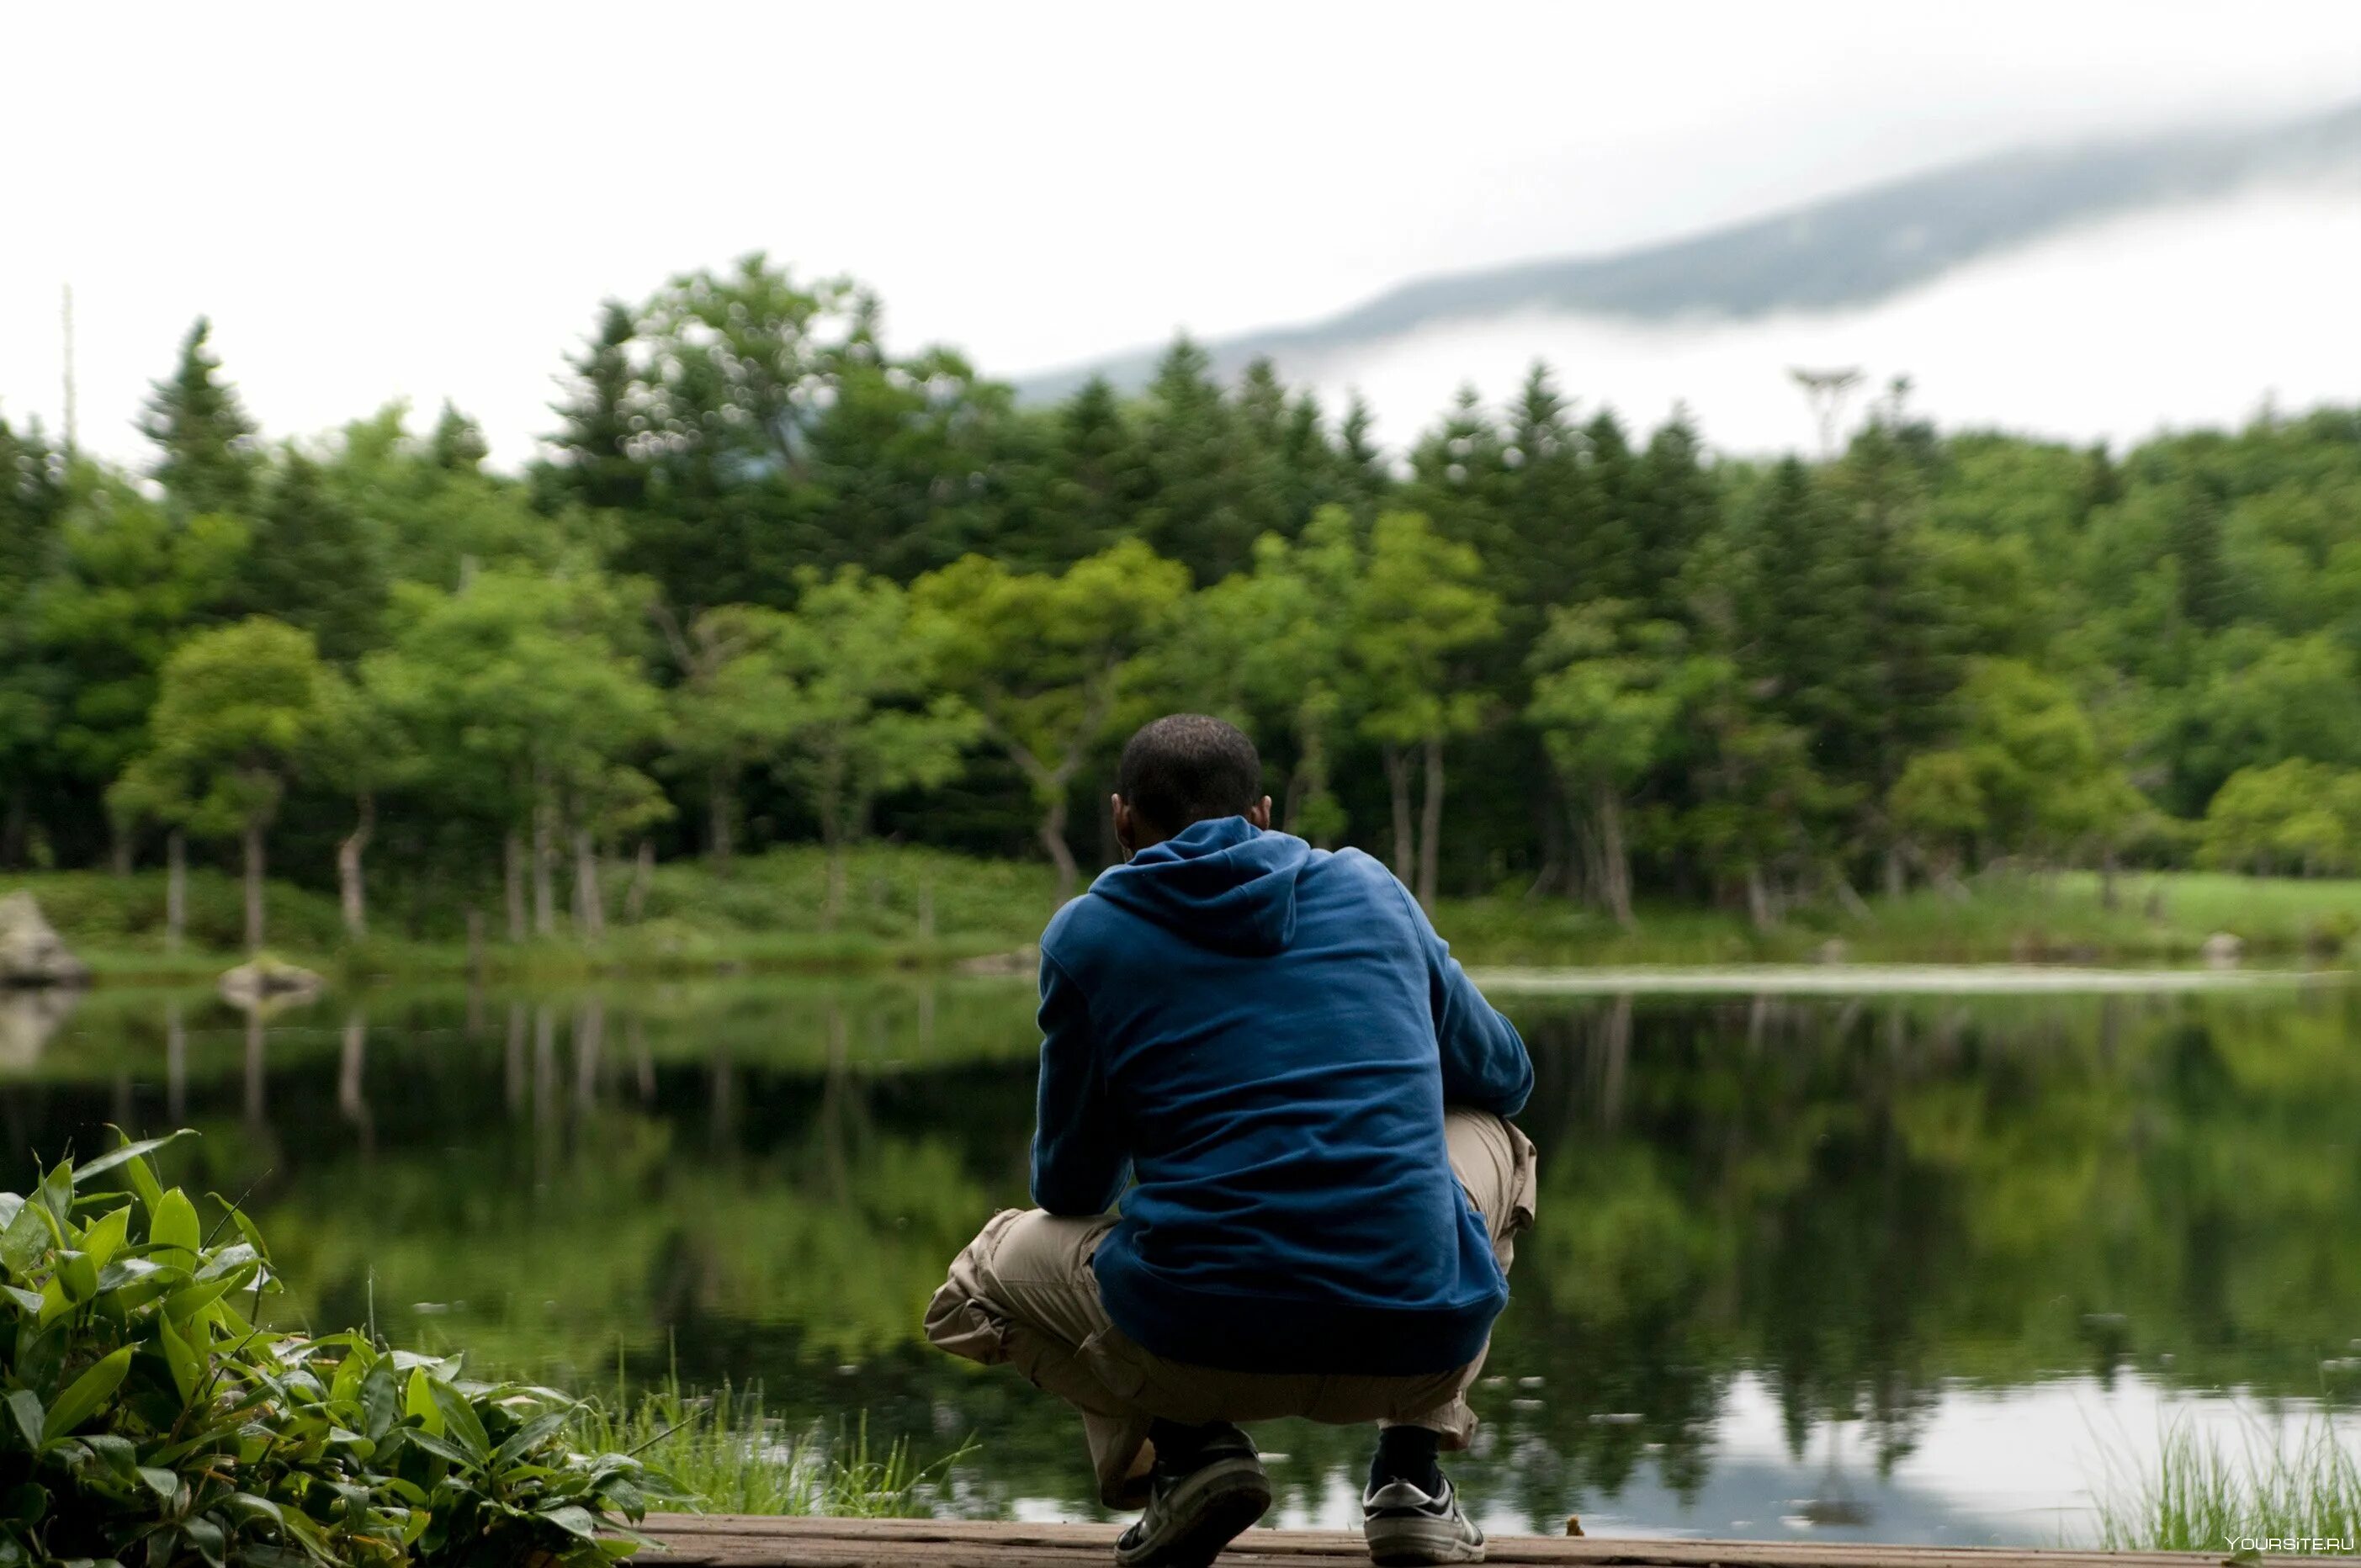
[7,252,2361,952]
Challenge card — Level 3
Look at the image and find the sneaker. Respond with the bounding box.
[1113,1425,1272,1568]
[1361,1472,1485,1565]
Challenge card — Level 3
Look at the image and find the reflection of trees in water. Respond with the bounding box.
[5,983,2361,1528]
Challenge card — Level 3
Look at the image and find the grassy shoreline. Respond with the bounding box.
[10,851,2361,987]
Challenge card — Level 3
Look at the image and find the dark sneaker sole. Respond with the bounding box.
[1115,1457,1273,1568]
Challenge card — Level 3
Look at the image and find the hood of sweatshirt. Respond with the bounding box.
[1086,816,1311,956]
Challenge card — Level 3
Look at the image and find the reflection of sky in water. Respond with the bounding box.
[1005,1376,2358,1544]
[11,981,2361,1546]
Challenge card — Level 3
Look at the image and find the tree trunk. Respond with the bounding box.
[166,1003,187,1123]
[1382,744,1414,882]
[337,790,374,941]
[110,820,133,877]
[1038,793,1079,904]
[572,827,605,940]
[1415,735,1446,909]
[0,789,25,868]
[241,818,267,951]
[531,792,556,937]
[820,781,846,932]
[503,832,528,942]
[708,765,735,873]
[338,1009,370,1147]
[1568,803,1598,908]
[624,840,654,923]
[2099,846,2120,910]
[1825,860,1873,919]
[1743,861,1774,931]
[243,1006,266,1127]
[165,829,187,955]
[1594,780,1634,929]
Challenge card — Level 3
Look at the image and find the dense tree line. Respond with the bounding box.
[5,256,2361,946]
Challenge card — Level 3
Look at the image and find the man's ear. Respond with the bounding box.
[1112,793,1136,856]
[1247,795,1273,830]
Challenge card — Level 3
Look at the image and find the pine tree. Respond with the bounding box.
[2169,481,2235,629]
[429,400,491,472]
[1338,394,1391,503]
[140,318,259,516]
[1134,337,1258,584]
[548,300,646,513]
[223,450,390,663]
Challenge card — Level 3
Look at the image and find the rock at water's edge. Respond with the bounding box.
[219,956,326,1011]
[0,892,92,989]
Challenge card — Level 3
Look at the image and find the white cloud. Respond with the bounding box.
[1312,184,2361,455]
[3,1,2358,466]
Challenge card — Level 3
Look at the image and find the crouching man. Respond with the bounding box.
[926,715,1536,1567]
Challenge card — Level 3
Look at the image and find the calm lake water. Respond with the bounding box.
[6,975,2359,1544]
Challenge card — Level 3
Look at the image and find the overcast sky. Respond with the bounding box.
[6,0,2359,467]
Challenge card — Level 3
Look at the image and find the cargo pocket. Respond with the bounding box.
[921,1208,1026,1365]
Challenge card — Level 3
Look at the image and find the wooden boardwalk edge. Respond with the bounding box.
[639,1514,2268,1568]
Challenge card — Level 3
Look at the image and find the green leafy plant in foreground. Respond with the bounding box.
[0,1131,687,1568]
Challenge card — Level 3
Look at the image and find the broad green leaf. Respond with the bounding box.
[159,1316,202,1406]
[34,1163,74,1229]
[166,1273,245,1323]
[148,1190,199,1261]
[43,1345,132,1443]
[0,1285,41,1315]
[82,1433,136,1476]
[428,1377,493,1465]
[400,1428,475,1468]
[183,1515,224,1568]
[194,1243,259,1282]
[77,1206,130,1271]
[491,1407,570,1469]
[3,1391,40,1451]
[221,1203,271,1264]
[57,1251,98,1303]
[403,1367,443,1434]
[77,1131,196,1187]
[360,1358,399,1439]
[542,1504,601,1540]
[0,1199,45,1278]
[136,1467,179,1502]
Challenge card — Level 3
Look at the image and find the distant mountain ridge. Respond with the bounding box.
[1018,98,2361,402]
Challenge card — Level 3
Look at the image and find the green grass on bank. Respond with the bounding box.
[2093,1417,2361,1552]
[1437,869,2361,967]
[572,1378,964,1518]
[3,845,1060,984]
[12,850,2361,984]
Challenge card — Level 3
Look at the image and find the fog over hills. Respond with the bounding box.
[1021,99,2361,452]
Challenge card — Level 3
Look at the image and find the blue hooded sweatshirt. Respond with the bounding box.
[1031,816,1532,1377]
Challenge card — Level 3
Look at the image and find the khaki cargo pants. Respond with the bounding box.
[923,1109,1538,1508]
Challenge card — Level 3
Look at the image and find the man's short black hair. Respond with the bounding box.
[1117,714,1262,835]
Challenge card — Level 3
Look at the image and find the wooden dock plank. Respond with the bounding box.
[639,1515,2261,1568]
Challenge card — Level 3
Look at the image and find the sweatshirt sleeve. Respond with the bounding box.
[1029,951,1130,1216]
[1398,878,1533,1117]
